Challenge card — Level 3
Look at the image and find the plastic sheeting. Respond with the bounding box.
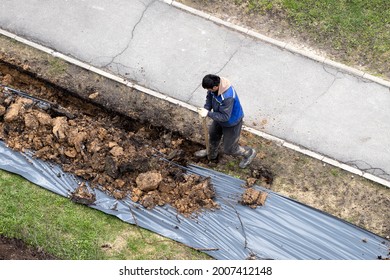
[0,140,388,260]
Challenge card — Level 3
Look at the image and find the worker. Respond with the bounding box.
[196,74,256,168]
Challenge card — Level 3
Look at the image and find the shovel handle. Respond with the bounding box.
[202,117,210,156]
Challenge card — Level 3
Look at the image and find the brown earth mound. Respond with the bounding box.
[0,81,222,217]
[0,56,273,219]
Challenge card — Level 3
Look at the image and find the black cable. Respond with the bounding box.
[0,83,58,108]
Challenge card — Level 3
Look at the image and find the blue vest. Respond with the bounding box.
[213,86,244,127]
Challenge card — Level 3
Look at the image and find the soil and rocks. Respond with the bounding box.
[0,65,268,216]
[0,63,270,259]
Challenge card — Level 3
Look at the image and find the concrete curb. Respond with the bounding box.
[0,28,389,189]
[165,0,390,89]
[244,126,390,188]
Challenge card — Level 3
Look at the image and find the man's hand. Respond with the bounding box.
[197,108,208,118]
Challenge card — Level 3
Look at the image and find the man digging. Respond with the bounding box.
[196,74,256,168]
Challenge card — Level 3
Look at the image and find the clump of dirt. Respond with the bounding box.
[70,182,96,205]
[239,178,268,208]
[0,77,220,217]
[240,188,268,209]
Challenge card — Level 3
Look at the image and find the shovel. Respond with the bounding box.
[202,117,210,160]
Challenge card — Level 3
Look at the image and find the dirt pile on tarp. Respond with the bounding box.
[239,178,268,208]
[0,84,220,216]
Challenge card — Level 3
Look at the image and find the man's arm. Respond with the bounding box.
[208,97,234,123]
[204,91,212,111]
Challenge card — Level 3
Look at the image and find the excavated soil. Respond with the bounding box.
[0,75,218,217]
[0,61,271,259]
[0,64,268,217]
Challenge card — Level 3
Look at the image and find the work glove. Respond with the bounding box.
[197,108,208,118]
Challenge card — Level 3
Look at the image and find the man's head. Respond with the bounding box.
[202,74,220,93]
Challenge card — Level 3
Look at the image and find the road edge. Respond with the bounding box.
[165,0,390,88]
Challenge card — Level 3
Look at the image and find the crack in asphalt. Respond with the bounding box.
[186,36,245,103]
[107,61,135,79]
[102,0,157,69]
[345,159,390,179]
[108,61,164,94]
[322,64,340,77]
[187,84,203,103]
[287,65,342,128]
[316,66,342,100]
[215,46,240,75]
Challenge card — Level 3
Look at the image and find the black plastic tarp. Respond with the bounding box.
[0,141,388,259]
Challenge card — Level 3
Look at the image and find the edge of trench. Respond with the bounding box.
[0,28,389,189]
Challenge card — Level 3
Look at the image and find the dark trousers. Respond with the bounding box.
[209,119,243,157]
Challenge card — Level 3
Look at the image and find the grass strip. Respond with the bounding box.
[242,0,390,77]
[0,169,211,260]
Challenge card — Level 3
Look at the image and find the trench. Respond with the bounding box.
[0,62,272,216]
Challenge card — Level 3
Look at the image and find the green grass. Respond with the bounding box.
[0,170,211,260]
[330,168,340,177]
[48,57,67,75]
[236,0,390,78]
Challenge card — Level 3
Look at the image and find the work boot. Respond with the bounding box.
[194,149,207,158]
[194,149,218,160]
[239,148,257,169]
